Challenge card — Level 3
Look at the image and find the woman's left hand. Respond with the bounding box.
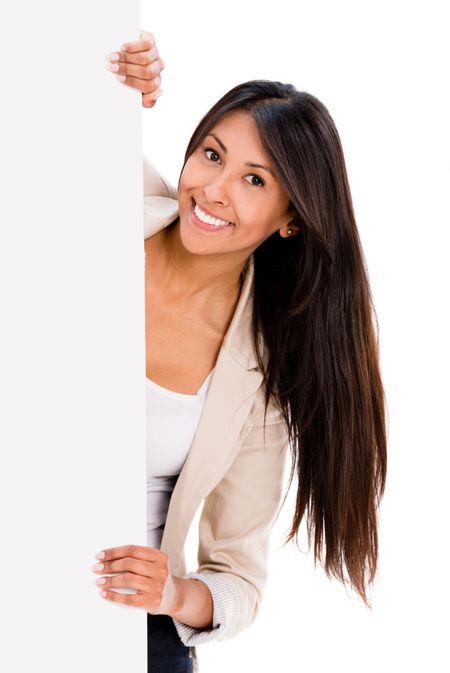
[92,544,182,616]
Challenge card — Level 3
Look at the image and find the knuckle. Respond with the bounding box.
[142,37,154,50]
[147,47,158,63]
[135,52,147,65]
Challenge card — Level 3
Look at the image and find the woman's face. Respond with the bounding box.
[177,110,298,258]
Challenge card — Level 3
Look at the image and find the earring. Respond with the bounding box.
[287,228,293,235]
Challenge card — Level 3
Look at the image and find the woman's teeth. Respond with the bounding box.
[194,202,232,227]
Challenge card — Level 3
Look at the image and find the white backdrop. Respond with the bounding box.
[0,0,448,671]
[141,0,450,671]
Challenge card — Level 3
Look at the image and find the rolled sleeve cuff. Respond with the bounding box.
[172,572,241,646]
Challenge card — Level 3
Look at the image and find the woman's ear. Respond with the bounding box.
[279,209,301,238]
[279,221,300,238]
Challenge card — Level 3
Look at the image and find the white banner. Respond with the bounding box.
[0,2,146,670]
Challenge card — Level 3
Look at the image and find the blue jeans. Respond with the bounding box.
[147,613,194,673]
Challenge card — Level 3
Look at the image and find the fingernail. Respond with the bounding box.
[106,63,119,72]
[115,75,126,82]
[96,551,105,560]
[108,52,120,62]
[120,44,127,51]
[94,563,104,571]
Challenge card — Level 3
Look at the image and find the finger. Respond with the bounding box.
[138,29,156,48]
[142,89,163,108]
[98,571,151,593]
[122,31,155,53]
[142,97,157,109]
[94,556,158,579]
[106,44,159,67]
[116,74,162,96]
[108,59,163,83]
[99,587,146,608]
[98,544,159,562]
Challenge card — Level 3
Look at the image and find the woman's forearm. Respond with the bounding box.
[169,576,214,629]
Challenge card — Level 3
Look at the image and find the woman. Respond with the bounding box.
[95,30,388,673]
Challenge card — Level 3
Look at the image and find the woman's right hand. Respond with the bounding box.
[105,30,165,108]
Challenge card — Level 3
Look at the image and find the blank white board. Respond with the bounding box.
[0,2,147,670]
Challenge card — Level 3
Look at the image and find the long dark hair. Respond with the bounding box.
[178,80,388,609]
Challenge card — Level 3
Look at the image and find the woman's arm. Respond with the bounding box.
[170,403,290,645]
[105,32,178,203]
[169,576,214,629]
[143,155,178,201]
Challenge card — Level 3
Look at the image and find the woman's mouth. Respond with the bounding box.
[190,199,234,232]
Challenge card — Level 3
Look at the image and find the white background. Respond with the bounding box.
[142,1,449,671]
[0,0,448,671]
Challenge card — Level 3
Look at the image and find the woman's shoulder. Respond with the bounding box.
[246,379,286,428]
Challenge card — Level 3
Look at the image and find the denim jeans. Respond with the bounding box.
[147,613,194,673]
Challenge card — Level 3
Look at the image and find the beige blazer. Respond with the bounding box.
[143,156,290,666]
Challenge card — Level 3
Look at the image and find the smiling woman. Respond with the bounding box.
[102,30,388,673]
[175,111,297,258]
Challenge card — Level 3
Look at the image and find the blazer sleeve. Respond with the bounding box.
[143,153,178,200]
[172,403,290,646]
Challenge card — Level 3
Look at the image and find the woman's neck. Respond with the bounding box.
[149,219,246,303]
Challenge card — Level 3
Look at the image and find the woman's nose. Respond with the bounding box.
[202,175,231,205]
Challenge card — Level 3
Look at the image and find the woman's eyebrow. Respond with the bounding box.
[205,132,275,176]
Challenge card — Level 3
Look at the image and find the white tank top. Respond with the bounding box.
[145,368,215,549]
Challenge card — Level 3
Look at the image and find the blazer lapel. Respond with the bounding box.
[159,261,264,575]
[144,196,264,574]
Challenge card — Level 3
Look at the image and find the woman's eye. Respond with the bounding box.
[245,175,265,187]
[203,148,264,187]
[204,148,220,162]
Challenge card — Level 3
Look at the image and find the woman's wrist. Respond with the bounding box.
[168,576,214,630]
